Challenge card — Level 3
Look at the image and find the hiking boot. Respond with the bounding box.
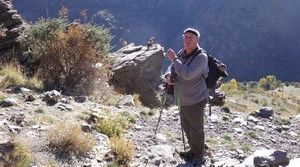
[179,150,193,160]
[191,157,206,166]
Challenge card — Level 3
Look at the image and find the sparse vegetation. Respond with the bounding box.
[3,141,31,167]
[127,115,136,123]
[140,108,156,117]
[47,122,96,155]
[247,131,259,140]
[241,144,251,152]
[140,110,148,116]
[92,116,130,138]
[273,117,291,126]
[222,134,232,142]
[34,108,44,113]
[133,93,142,106]
[221,106,230,113]
[221,77,300,116]
[206,137,218,145]
[0,63,42,90]
[109,136,135,166]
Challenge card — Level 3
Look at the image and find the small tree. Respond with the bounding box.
[221,79,238,91]
[258,75,281,90]
[19,16,113,95]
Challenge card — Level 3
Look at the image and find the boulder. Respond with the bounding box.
[209,88,226,106]
[109,43,164,108]
[256,107,274,118]
[0,0,24,61]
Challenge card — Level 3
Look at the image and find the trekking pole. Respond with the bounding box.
[208,97,212,116]
[176,83,186,155]
[153,84,169,137]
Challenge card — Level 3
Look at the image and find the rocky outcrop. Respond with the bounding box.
[110,43,164,108]
[0,0,24,62]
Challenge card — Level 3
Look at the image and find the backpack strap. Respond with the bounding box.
[187,49,208,81]
[187,49,206,66]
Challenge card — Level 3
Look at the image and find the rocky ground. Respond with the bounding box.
[0,87,300,167]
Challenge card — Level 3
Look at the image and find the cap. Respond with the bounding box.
[183,28,200,37]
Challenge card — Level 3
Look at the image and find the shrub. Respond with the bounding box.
[140,109,156,117]
[3,141,31,167]
[127,115,136,123]
[258,75,282,90]
[273,117,291,126]
[19,16,113,95]
[220,78,238,93]
[47,122,96,155]
[148,109,156,116]
[92,117,127,138]
[140,110,148,117]
[241,144,252,152]
[221,106,230,113]
[247,131,259,140]
[109,136,135,166]
[34,108,44,113]
[222,134,232,141]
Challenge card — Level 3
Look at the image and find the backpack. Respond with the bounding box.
[188,49,228,89]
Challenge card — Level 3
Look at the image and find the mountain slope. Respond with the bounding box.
[11,0,300,82]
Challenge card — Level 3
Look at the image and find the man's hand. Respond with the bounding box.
[166,48,177,62]
[165,74,174,85]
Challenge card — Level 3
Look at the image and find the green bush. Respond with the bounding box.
[258,75,282,90]
[247,131,259,140]
[241,144,251,152]
[19,17,113,95]
[92,116,129,138]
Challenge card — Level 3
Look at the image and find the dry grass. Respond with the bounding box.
[133,93,142,106]
[47,121,96,155]
[3,140,31,167]
[92,116,129,138]
[109,136,135,166]
[0,64,42,90]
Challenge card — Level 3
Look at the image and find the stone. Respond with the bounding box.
[256,107,274,118]
[109,43,164,108]
[43,90,62,104]
[0,98,17,107]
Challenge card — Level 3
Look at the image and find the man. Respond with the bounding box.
[164,28,209,165]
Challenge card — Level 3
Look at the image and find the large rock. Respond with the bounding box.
[0,0,24,61]
[240,149,290,167]
[110,43,164,108]
[209,88,226,106]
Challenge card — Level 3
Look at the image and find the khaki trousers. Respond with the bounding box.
[180,99,207,158]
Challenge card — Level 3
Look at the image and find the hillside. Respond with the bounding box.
[11,0,300,82]
[0,83,300,166]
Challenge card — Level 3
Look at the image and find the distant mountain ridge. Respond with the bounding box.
[11,0,300,82]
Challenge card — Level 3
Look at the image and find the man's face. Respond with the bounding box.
[183,32,199,51]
